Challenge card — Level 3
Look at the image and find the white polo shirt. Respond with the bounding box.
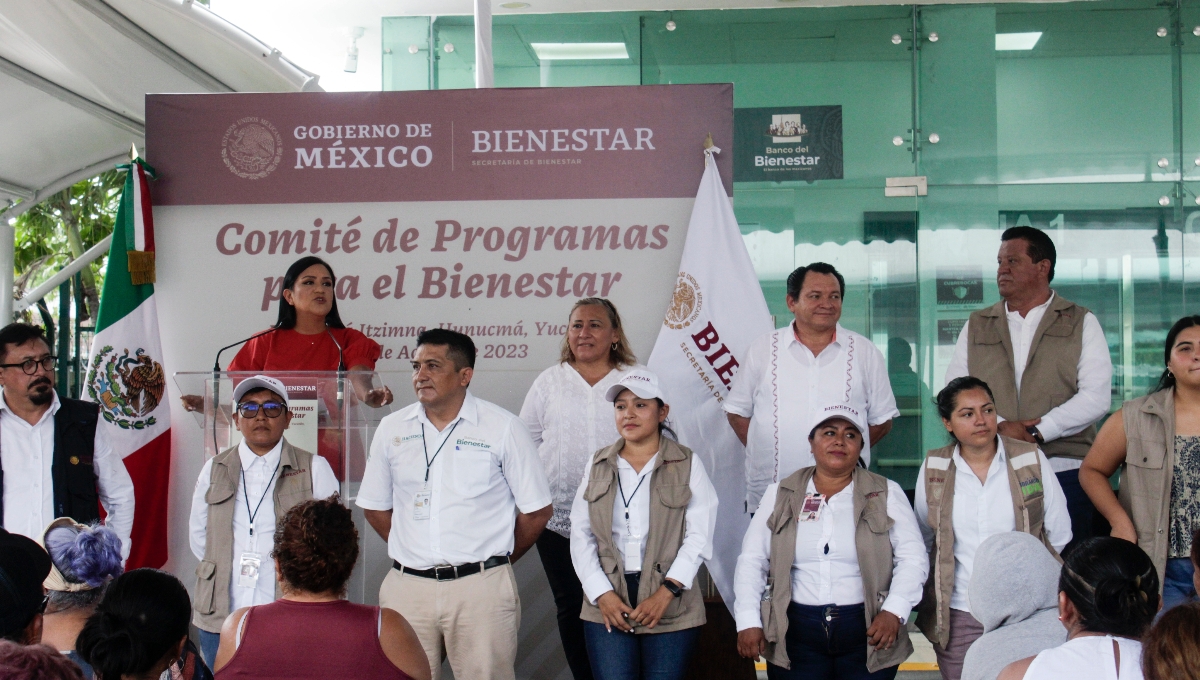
[724,324,898,513]
[356,391,552,570]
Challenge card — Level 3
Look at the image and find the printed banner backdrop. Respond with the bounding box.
[148,85,732,678]
[733,105,843,182]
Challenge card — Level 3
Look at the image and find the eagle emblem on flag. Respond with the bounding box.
[86,346,165,428]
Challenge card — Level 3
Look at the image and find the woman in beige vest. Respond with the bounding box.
[1080,314,1200,613]
[915,377,1072,680]
[733,403,927,680]
[569,369,718,680]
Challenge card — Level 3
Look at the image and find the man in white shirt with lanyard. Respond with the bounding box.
[945,226,1111,554]
[0,323,133,558]
[188,375,339,668]
[725,263,899,514]
[358,329,552,680]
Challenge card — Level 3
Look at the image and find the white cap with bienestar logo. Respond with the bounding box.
[807,402,867,438]
[605,369,666,403]
[231,375,289,408]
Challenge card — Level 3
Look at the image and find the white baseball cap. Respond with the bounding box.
[605,369,666,403]
[232,375,289,408]
[807,402,867,439]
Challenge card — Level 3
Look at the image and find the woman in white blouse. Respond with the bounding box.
[570,369,718,680]
[521,297,641,680]
[734,403,928,680]
[915,377,1072,680]
[999,537,1159,680]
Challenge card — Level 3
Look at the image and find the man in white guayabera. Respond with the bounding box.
[724,263,899,514]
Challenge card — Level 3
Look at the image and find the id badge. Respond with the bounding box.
[624,535,644,572]
[798,493,825,522]
[237,552,261,589]
[414,490,432,520]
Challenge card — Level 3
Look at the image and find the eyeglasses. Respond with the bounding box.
[38,595,48,614]
[0,356,56,375]
[236,401,287,419]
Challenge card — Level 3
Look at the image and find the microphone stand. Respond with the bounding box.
[326,328,348,484]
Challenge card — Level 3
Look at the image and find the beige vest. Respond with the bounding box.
[1117,389,1176,592]
[759,466,912,672]
[915,437,1060,648]
[579,437,706,633]
[192,440,316,632]
[967,295,1095,459]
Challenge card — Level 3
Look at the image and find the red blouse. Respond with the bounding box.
[228,327,381,373]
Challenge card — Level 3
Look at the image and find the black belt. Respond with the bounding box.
[394,555,510,581]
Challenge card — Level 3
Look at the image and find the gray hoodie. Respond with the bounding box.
[961,532,1066,680]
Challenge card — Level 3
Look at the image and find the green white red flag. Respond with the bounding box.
[85,157,171,569]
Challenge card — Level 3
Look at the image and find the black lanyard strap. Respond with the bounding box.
[241,456,281,537]
[421,420,461,483]
[617,470,649,520]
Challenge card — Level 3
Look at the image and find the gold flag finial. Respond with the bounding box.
[703,133,714,150]
[130,143,139,161]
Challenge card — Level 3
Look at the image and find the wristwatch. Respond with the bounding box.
[1027,426,1045,445]
[663,580,683,598]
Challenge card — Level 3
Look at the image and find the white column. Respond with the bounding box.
[0,221,13,324]
[475,0,493,88]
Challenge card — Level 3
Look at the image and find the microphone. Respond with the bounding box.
[213,327,280,372]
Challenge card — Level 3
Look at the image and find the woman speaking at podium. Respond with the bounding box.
[228,256,386,394]
[183,256,391,478]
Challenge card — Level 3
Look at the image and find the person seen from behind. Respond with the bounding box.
[0,527,52,644]
[998,537,1160,680]
[1141,601,1200,680]
[39,518,124,679]
[0,639,85,680]
[75,568,202,680]
[213,496,430,680]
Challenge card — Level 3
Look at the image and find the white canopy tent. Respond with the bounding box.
[0,0,322,321]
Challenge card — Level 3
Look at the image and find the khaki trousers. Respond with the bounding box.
[379,563,521,680]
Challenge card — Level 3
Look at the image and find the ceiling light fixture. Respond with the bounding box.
[1158,158,1170,168]
[343,27,365,73]
[500,2,530,7]
[1158,27,1169,37]
[928,32,939,42]
[666,20,677,31]
[531,42,629,60]
[444,43,455,53]
[1159,196,1172,206]
[891,34,903,44]
[995,32,1042,50]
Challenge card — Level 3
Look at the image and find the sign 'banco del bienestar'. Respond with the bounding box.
[147,84,732,404]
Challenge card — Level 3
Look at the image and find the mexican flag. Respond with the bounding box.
[85,157,171,569]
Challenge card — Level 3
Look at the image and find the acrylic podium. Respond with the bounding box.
[173,370,408,605]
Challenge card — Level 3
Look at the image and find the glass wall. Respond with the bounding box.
[382,1,1200,489]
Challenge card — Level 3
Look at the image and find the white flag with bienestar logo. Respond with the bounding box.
[648,146,772,612]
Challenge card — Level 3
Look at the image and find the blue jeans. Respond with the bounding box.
[1162,557,1198,613]
[583,573,700,680]
[766,603,898,680]
[198,629,220,670]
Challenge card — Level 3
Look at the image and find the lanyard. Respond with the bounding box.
[241,457,281,537]
[617,470,649,536]
[421,420,461,483]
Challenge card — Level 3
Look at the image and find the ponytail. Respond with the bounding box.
[1060,537,1159,638]
[76,569,190,679]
